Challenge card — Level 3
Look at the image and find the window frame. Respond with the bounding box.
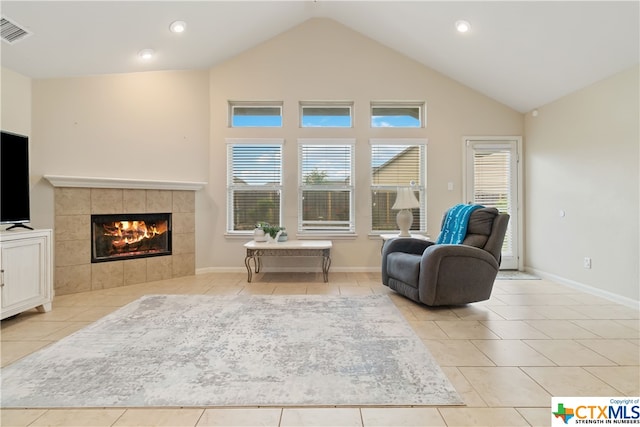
[370,101,426,128]
[228,101,283,128]
[298,138,356,236]
[226,138,284,235]
[299,101,354,128]
[370,138,428,235]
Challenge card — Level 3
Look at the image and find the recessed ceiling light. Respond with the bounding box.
[455,20,471,33]
[170,20,186,33]
[138,48,155,60]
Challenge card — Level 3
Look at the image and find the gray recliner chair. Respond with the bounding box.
[381,207,510,306]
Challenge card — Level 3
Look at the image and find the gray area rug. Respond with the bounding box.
[1,294,463,408]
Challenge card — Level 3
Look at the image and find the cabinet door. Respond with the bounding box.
[1,236,47,309]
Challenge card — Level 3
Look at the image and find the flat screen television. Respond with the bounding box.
[1,131,33,230]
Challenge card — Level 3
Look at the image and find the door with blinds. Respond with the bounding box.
[464,138,521,270]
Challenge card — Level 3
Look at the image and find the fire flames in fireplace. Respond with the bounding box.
[91,213,172,263]
[105,220,167,251]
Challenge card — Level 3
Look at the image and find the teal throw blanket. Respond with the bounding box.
[436,204,484,244]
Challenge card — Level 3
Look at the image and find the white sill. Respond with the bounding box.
[295,233,358,240]
[367,232,431,240]
[224,233,358,241]
[224,233,254,240]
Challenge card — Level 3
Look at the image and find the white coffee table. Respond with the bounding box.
[243,240,332,282]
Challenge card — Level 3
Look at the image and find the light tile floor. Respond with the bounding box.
[1,272,638,427]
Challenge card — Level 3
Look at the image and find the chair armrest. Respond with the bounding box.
[381,238,435,285]
[421,244,499,270]
[418,244,500,305]
[383,238,435,257]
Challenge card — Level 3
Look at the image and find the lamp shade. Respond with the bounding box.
[392,187,420,210]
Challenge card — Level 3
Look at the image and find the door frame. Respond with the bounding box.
[462,136,523,271]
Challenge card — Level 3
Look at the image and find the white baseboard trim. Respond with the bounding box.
[526,267,640,311]
[196,266,380,275]
[196,267,243,274]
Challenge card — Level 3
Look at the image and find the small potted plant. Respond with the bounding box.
[262,224,283,243]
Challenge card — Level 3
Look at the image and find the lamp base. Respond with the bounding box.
[396,209,413,237]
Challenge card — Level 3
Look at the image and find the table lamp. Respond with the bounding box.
[392,186,420,237]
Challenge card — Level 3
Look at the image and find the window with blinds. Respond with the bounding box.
[370,102,425,128]
[226,139,283,232]
[370,139,427,233]
[298,139,355,233]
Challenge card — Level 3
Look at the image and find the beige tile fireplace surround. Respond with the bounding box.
[51,180,199,296]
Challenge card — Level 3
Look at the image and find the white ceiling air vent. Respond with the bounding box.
[1,17,31,44]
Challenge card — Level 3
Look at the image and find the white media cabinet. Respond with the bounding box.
[1,228,53,320]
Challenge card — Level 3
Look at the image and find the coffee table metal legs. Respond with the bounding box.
[244,252,262,283]
[322,253,331,282]
[244,248,331,283]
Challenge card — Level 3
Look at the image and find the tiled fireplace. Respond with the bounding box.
[48,177,202,295]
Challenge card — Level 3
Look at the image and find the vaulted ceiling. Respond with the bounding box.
[1,1,638,113]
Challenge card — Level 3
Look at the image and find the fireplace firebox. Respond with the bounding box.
[91,213,172,263]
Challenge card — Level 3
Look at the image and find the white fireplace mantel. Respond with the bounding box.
[44,175,206,191]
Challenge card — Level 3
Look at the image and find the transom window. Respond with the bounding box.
[226,139,283,232]
[370,139,427,233]
[229,101,283,127]
[298,139,355,233]
[370,102,425,128]
[300,102,353,128]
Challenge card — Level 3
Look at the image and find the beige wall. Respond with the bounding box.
[1,67,31,136]
[203,18,523,271]
[1,67,35,225]
[524,65,639,302]
[1,67,37,227]
[28,70,210,231]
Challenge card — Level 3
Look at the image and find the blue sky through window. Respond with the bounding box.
[302,115,351,127]
[232,115,282,127]
[371,115,420,128]
[234,115,419,127]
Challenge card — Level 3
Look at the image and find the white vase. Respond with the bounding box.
[253,228,267,242]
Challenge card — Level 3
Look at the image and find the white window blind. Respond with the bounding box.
[472,148,513,255]
[370,139,427,233]
[298,139,355,233]
[226,139,283,232]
